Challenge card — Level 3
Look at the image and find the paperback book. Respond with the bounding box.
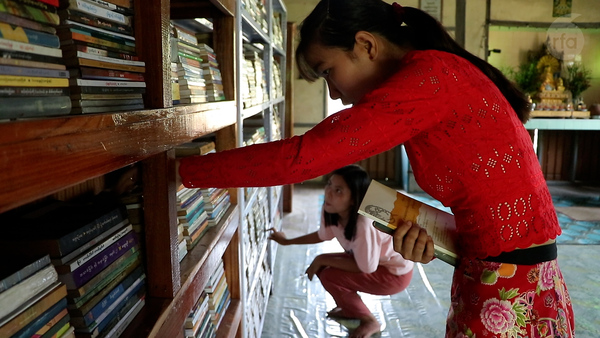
[358,180,459,266]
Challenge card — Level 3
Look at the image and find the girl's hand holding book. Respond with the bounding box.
[392,220,436,264]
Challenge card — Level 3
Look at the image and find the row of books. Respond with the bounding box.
[0,0,145,120]
[242,46,267,108]
[0,191,146,337]
[170,22,225,105]
[184,260,230,338]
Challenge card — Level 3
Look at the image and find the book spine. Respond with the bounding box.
[0,57,66,70]
[0,22,60,48]
[56,207,126,257]
[77,67,144,81]
[0,12,57,34]
[62,20,135,42]
[95,282,144,333]
[104,297,144,338]
[81,0,131,15]
[13,0,57,13]
[95,0,130,9]
[35,312,69,338]
[0,49,63,64]
[0,37,62,57]
[73,50,144,67]
[0,65,68,78]
[69,248,140,301]
[0,86,69,97]
[0,255,50,293]
[59,31,135,52]
[0,284,67,337]
[0,74,68,87]
[30,310,67,337]
[37,0,59,6]
[72,98,143,107]
[69,85,145,94]
[65,232,137,288]
[0,0,60,25]
[0,96,71,119]
[60,224,133,273]
[82,269,144,326]
[71,78,146,87]
[71,103,143,114]
[0,265,58,320]
[67,0,130,25]
[51,219,128,266]
[71,264,142,315]
[11,299,67,338]
[63,43,137,60]
[58,9,133,35]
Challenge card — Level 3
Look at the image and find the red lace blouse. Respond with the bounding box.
[180,49,561,259]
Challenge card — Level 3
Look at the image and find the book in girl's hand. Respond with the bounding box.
[358,180,459,266]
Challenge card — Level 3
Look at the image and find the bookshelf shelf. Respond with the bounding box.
[241,10,270,43]
[241,102,270,120]
[0,102,235,214]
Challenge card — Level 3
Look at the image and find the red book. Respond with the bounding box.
[39,0,60,6]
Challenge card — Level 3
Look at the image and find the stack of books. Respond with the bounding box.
[170,23,207,104]
[0,255,73,337]
[197,43,225,102]
[176,186,210,252]
[170,61,180,105]
[0,192,146,337]
[0,0,72,119]
[240,0,267,33]
[201,187,231,227]
[184,291,214,338]
[272,59,282,98]
[204,260,230,330]
[58,0,146,114]
[243,46,267,106]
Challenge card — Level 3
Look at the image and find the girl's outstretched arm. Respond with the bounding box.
[267,228,323,246]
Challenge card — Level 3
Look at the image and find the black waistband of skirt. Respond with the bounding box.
[483,242,557,265]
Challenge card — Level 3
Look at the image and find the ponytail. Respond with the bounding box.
[296,0,531,122]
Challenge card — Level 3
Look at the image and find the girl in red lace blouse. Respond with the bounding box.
[179,0,574,336]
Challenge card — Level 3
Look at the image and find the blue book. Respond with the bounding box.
[79,266,144,327]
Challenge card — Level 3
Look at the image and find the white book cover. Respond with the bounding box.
[358,180,459,266]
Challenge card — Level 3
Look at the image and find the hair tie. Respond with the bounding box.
[392,2,405,23]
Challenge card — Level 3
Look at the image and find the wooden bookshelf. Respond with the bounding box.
[0,0,286,336]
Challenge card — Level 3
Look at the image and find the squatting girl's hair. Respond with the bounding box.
[323,164,371,241]
[295,0,531,122]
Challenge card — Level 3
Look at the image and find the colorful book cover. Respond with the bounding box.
[358,180,459,266]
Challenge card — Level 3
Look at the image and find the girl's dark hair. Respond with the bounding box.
[323,164,371,241]
[296,0,531,122]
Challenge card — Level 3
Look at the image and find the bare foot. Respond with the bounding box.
[349,317,380,338]
[327,307,353,319]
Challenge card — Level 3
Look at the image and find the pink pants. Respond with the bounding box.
[317,254,413,319]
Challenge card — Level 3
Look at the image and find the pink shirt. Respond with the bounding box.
[317,212,414,276]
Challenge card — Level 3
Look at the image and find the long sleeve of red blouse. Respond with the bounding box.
[181,50,561,259]
[180,50,449,189]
